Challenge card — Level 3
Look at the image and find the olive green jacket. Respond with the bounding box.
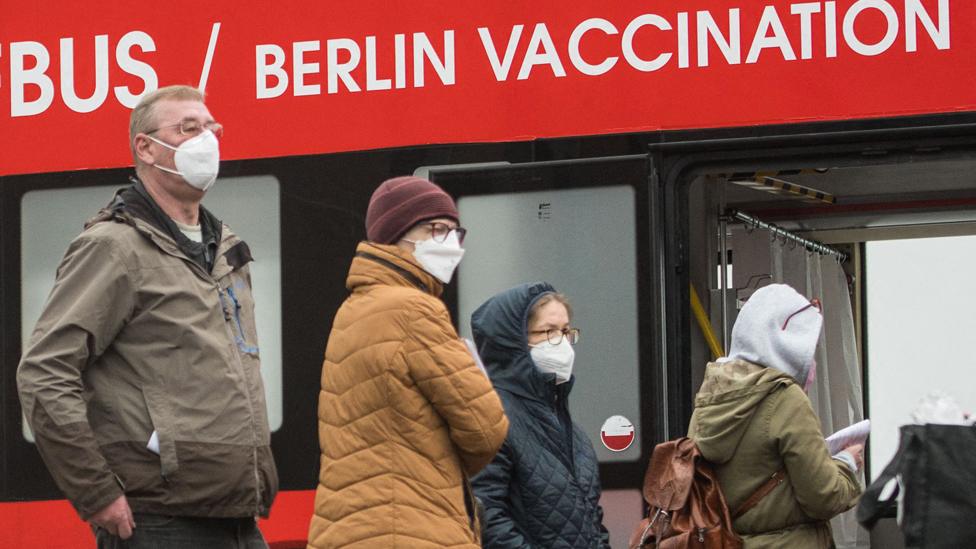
[688,360,861,548]
[17,195,277,520]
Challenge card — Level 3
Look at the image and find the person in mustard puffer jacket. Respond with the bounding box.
[307,176,509,549]
[687,284,863,548]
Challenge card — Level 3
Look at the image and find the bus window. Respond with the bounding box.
[19,176,284,440]
[866,235,976,477]
[456,185,641,463]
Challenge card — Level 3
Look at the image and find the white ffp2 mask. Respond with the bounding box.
[408,230,465,283]
[530,338,575,384]
[149,130,220,191]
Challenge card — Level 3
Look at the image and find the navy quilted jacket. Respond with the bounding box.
[470,282,611,549]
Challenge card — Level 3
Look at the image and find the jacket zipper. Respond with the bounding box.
[225,285,259,355]
[553,392,576,472]
[220,284,264,515]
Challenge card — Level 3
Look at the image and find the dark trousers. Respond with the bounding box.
[94,513,268,549]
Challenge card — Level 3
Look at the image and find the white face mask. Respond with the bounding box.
[530,338,575,384]
[149,130,220,191]
[407,230,465,283]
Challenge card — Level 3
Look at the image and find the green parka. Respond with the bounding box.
[688,359,861,548]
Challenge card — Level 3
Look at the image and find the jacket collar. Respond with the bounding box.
[86,178,248,279]
[347,241,442,297]
[691,359,795,464]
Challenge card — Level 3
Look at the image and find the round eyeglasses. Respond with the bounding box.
[529,327,581,345]
[422,222,467,244]
[145,119,224,139]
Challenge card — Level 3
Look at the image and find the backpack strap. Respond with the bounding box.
[731,468,787,520]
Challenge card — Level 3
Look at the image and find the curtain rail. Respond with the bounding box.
[725,209,849,262]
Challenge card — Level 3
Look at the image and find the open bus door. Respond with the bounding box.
[652,119,976,548]
[427,155,669,548]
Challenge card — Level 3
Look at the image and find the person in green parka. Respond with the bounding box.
[688,283,863,548]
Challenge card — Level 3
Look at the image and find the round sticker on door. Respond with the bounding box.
[600,415,635,452]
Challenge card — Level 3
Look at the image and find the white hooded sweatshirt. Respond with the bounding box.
[719,283,821,387]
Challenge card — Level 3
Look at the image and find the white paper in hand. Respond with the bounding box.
[147,430,160,455]
[825,419,870,455]
[462,338,489,377]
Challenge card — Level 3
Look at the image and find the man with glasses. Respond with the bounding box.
[308,176,509,549]
[17,85,277,548]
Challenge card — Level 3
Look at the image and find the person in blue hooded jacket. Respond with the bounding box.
[470,282,611,549]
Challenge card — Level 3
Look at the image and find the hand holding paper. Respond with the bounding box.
[825,419,870,455]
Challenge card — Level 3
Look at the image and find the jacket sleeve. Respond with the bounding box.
[770,384,862,520]
[404,298,509,475]
[16,231,136,519]
[471,440,537,549]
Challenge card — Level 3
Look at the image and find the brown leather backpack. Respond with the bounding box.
[628,438,785,549]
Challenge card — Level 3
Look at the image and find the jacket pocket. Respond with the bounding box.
[142,386,180,478]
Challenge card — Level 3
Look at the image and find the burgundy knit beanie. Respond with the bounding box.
[365,176,459,244]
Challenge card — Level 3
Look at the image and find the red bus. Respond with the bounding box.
[2,1,974,547]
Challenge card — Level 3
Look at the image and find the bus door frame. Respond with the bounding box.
[427,154,666,490]
[650,121,976,441]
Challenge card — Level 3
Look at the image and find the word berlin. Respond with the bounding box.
[255,0,949,99]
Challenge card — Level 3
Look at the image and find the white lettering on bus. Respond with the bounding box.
[255,31,454,99]
[826,1,839,58]
[791,3,821,60]
[697,9,741,67]
[906,0,949,52]
[414,31,455,86]
[568,18,618,77]
[475,0,950,81]
[365,36,389,91]
[328,38,360,94]
[256,44,287,99]
[677,12,690,68]
[746,5,797,63]
[294,40,322,96]
[9,30,156,117]
[10,42,53,117]
[60,35,109,113]
[621,15,673,72]
[516,24,565,80]
[479,25,523,81]
[844,0,899,57]
[114,31,157,109]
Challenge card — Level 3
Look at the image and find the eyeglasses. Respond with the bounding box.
[781,298,822,330]
[145,119,224,139]
[421,222,467,244]
[529,327,581,345]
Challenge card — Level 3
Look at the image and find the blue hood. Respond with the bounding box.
[470,282,574,403]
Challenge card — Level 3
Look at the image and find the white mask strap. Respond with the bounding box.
[147,134,179,152]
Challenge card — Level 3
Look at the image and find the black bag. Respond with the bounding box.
[857,424,976,548]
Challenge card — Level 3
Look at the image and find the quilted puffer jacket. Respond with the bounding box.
[307,242,509,549]
[470,282,610,549]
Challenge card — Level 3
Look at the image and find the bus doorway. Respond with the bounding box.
[665,121,976,548]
